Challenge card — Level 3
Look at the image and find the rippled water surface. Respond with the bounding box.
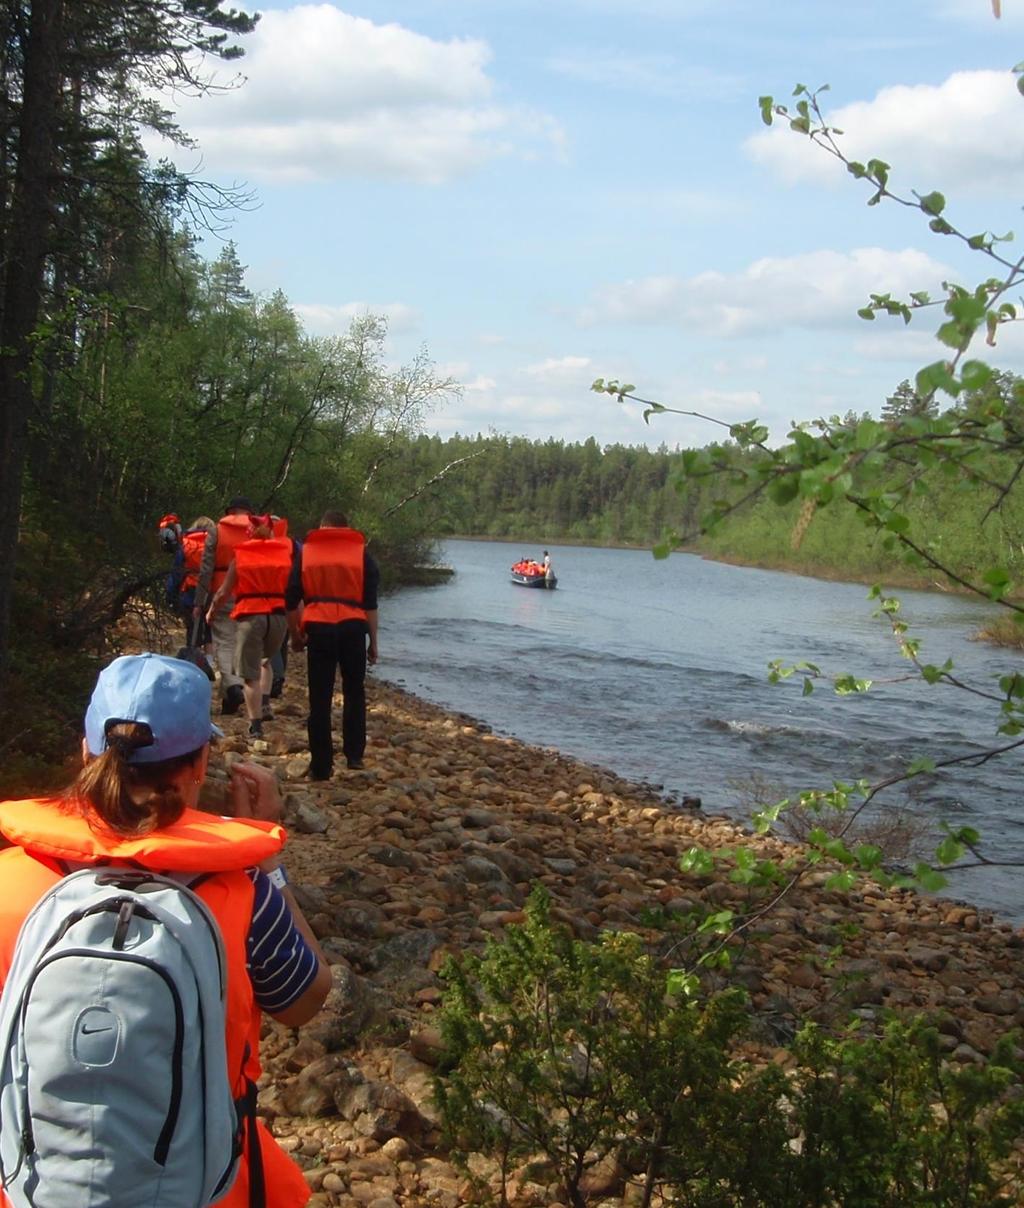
[375,539,1024,920]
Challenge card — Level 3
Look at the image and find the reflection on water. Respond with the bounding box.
[376,539,1024,921]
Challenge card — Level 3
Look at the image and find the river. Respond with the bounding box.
[374,538,1024,922]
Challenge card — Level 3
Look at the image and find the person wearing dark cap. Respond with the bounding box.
[195,496,255,714]
[0,653,331,1206]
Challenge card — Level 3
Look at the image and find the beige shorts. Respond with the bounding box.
[234,614,287,682]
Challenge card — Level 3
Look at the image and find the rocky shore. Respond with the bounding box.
[202,665,1024,1208]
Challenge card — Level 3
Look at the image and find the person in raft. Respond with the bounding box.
[0,653,332,1207]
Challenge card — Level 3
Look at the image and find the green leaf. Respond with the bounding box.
[953,825,980,847]
[906,755,936,775]
[834,675,873,695]
[758,95,774,126]
[914,864,948,893]
[935,837,965,866]
[768,474,800,504]
[936,321,968,350]
[854,844,883,869]
[959,360,993,391]
[915,361,960,398]
[666,968,698,997]
[679,847,716,875]
[918,190,946,216]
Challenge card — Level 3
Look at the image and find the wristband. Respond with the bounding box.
[267,865,288,890]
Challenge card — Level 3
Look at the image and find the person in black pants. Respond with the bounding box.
[286,511,379,779]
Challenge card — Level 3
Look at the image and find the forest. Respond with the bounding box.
[0,0,459,786]
[4,0,1024,791]
[391,370,1024,596]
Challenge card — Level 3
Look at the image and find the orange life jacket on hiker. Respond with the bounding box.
[231,537,294,620]
[0,799,311,1208]
[299,528,367,628]
[181,527,209,592]
[212,514,253,597]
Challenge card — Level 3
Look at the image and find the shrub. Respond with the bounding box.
[434,888,1024,1207]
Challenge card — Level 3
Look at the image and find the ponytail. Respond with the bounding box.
[66,722,201,835]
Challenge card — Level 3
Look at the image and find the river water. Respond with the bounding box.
[375,538,1024,922]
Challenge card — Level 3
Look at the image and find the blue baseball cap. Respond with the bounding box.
[85,653,223,764]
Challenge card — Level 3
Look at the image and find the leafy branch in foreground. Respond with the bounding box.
[594,67,1024,893]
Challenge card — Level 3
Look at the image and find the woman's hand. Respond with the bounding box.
[229,760,284,824]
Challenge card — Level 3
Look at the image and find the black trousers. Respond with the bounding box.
[305,621,368,775]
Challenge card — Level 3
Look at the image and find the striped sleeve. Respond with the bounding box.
[245,869,321,1015]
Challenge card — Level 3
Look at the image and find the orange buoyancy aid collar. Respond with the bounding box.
[181,527,209,591]
[231,536,294,619]
[0,798,285,870]
[0,803,304,1203]
[300,527,367,628]
[212,514,252,594]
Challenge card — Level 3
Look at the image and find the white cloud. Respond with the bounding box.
[523,354,593,379]
[463,374,498,392]
[579,247,952,336]
[746,70,1024,193]
[293,300,419,335]
[156,5,563,183]
[712,354,769,374]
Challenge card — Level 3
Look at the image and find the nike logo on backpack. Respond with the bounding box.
[81,1024,114,1035]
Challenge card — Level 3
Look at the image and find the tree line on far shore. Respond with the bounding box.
[389,373,1024,597]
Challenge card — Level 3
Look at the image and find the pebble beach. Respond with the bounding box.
[199,665,1024,1208]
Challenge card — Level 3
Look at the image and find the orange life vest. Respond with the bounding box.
[231,536,294,620]
[272,516,289,538]
[212,514,253,596]
[300,527,367,627]
[0,799,311,1208]
[181,527,209,592]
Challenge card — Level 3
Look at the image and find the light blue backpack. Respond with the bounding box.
[0,867,244,1207]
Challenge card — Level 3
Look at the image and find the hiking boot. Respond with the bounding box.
[270,677,285,699]
[346,758,364,770]
[247,719,264,740]
[261,694,274,721]
[222,684,245,716]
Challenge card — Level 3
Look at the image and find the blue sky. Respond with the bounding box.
[155,0,1024,448]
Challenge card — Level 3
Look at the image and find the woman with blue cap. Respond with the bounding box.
[0,653,331,1206]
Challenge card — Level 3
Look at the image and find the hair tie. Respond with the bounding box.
[106,733,134,757]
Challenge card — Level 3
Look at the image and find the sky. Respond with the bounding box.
[152,0,1024,450]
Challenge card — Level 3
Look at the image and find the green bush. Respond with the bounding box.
[434,888,1024,1207]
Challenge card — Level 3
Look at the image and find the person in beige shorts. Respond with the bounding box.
[207,516,297,741]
